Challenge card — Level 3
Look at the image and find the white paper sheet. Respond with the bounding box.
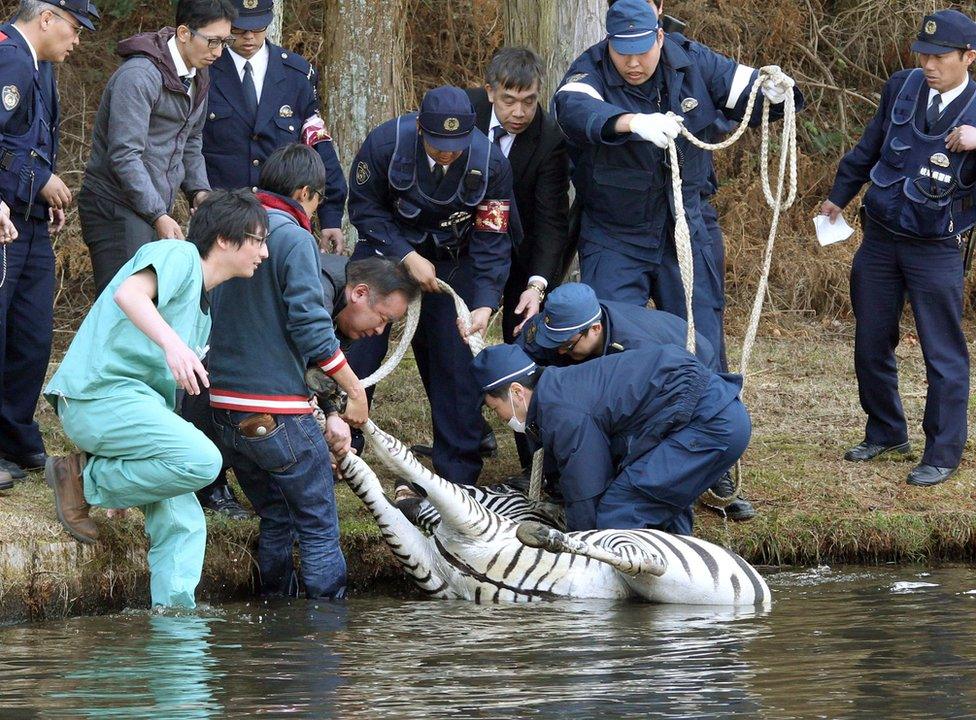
[813,214,855,246]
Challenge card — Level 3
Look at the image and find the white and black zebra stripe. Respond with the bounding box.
[409,483,566,536]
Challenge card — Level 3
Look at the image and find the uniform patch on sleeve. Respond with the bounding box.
[475,200,510,233]
[356,161,370,185]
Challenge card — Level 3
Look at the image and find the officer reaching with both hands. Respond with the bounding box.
[820,9,976,487]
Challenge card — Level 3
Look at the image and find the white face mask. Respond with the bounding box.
[507,392,526,433]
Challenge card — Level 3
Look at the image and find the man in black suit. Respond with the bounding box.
[466,47,571,343]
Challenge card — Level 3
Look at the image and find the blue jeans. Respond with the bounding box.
[212,410,347,599]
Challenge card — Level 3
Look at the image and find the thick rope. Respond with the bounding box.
[527,448,544,501]
[667,66,798,506]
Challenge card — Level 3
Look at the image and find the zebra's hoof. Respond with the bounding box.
[516,521,559,550]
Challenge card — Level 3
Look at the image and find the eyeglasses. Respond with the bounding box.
[244,231,267,245]
[188,27,235,50]
[48,10,81,36]
[558,327,591,353]
[231,26,269,36]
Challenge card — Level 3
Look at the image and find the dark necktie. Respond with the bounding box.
[926,93,942,132]
[431,163,445,185]
[242,61,258,119]
[181,74,193,94]
[493,125,508,145]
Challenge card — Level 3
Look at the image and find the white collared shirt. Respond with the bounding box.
[425,154,450,176]
[488,108,516,157]
[227,42,269,103]
[9,23,38,70]
[167,35,196,99]
[928,78,970,115]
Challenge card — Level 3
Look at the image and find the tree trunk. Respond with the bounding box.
[504,0,604,101]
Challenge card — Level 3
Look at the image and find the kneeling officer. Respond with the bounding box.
[471,343,751,534]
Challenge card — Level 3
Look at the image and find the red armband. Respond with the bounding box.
[318,349,348,376]
[475,200,510,233]
[302,114,332,147]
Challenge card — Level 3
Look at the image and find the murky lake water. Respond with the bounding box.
[2,565,975,719]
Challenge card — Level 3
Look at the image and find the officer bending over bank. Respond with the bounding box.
[471,343,751,534]
[43,189,269,609]
[346,86,515,487]
[518,282,756,521]
[820,9,976,488]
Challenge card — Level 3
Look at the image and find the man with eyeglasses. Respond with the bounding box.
[203,0,347,257]
[472,341,751,535]
[517,281,757,521]
[79,0,237,295]
[0,0,98,483]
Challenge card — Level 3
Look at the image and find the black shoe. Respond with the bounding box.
[843,441,911,462]
[410,444,434,458]
[709,471,737,501]
[2,451,47,472]
[503,470,531,493]
[0,470,12,491]
[906,463,957,487]
[0,457,26,480]
[198,482,251,520]
[722,497,757,522]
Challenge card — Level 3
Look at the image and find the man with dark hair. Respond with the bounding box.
[471,343,751,535]
[43,188,269,609]
[820,9,976,487]
[79,0,237,294]
[0,0,98,481]
[346,85,516,487]
[203,0,348,255]
[206,144,368,600]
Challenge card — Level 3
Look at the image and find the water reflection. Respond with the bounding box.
[2,567,976,719]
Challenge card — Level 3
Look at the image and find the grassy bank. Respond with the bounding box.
[2,321,974,622]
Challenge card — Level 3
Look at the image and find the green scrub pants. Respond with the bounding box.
[57,393,222,608]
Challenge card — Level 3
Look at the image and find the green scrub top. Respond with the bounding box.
[45,240,212,412]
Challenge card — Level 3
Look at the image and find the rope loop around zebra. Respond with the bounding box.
[666,65,798,506]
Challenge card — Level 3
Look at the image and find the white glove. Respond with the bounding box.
[761,72,795,105]
[629,113,684,148]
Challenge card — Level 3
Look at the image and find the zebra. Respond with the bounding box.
[337,420,771,606]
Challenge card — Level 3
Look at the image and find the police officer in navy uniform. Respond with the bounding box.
[346,85,515,486]
[0,0,98,477]
[472,343,751,534]
[203,0,347,253]
[820,10,976,487]
[553,0,801,373]
[518,282,757,521]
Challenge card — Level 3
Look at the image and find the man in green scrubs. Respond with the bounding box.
[44,188,269,608]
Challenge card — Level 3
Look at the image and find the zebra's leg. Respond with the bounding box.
[516,522,667,577]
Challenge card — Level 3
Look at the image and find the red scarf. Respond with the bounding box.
[257,191,312,232]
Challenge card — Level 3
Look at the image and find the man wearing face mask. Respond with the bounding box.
[471,343,751,534]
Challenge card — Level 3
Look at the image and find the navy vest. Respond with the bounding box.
[866,69,976,238]
[387,112,491,248]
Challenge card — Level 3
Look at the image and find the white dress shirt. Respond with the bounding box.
[488,109,516,157]
[227,42,270,103]
[167,35,196,100]
[928,78,970,116]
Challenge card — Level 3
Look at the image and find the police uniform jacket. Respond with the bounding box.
[203,42,348,230]
[828,68,976,239]
[525,347,739,529]
[348,113,515,310]
[0,23,59,220]
[516,299,715,368]
[553,35,803,262]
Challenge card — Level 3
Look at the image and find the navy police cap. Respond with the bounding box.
[606,0,660,56]
[231,0,274,31]
[418,86,476,152]
[39,0,100,31]
[912,9,976,55]
[471,345,538,393]
[535,283,602,349]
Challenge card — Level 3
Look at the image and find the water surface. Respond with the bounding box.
[2,565,975,719]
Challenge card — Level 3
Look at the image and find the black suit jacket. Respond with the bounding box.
[466,87,570,286]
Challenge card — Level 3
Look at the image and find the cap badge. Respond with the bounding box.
[279,105,293,118]
[681,97,699,112]
[525,323,538,344]
[356,161,370,185]
[2,85,19,111]
[243,0,258,8]
[444,117,460,132]
[925,20,937,35]
[930,152,950,168]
